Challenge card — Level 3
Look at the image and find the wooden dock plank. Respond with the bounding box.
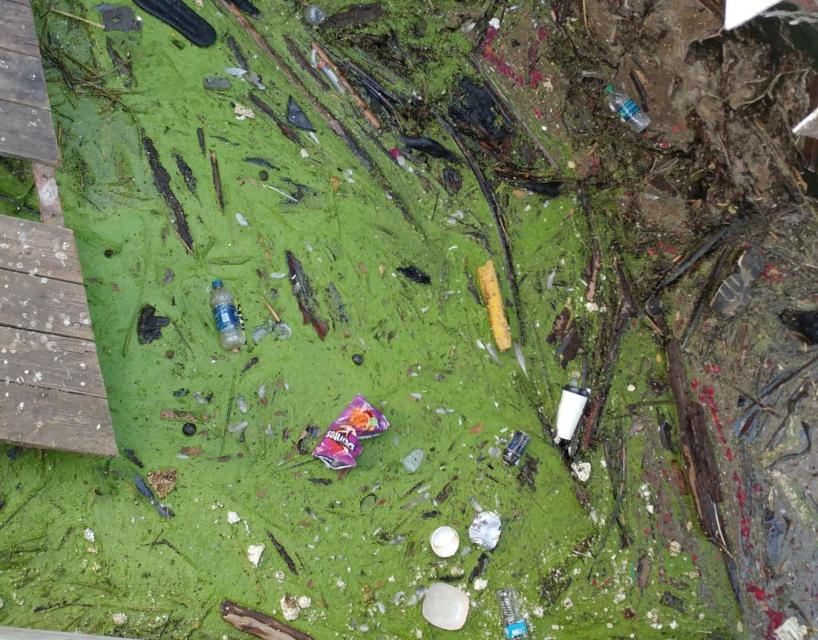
[0,381,116,456]
[0,213,82,282]
[0,325,107,397]
[0,0,40,58]
[0,269,94,340]
[0,47,50,110]
[0,99,61,166]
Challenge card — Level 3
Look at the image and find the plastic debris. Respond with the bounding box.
[502,431,530,466]
[469,511,502,550]
[402,448,424,473]
[233,103,255,120]
[235,212,249,227]
[227,511,241,524]
[227,421,249,434]
[571,461,592,483]
[204,76,231,91]
[773,617,809,640]
[422,583,470,630]
[497,589,529,638]
[304,4,327,25]
[554,385,590,444]
[313,395,390,470]
[287,96,316,132]
[477,260,512,352]
[429,526,460,558]
[247,544,265,567]
[604,84,650,133]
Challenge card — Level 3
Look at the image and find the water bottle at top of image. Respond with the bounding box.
[604,84,650,133]
[211,279,246,350]
[497,589,529,638]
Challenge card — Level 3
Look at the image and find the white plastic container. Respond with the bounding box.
[422,583,470,630]
[554,385,590,444]
[429,526,459,558]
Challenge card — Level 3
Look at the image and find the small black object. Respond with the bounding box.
[133,0,217,47]
[183,422,197,436]
[352,354,364,366]
[0,493,4,510]
[137,305,170,344]
[258,170,269,181]
[7,447,21,461]
[399,135,460,162]
[97,4,142,31]
[502,430,531,466]
[123,448,145,468]
[511,178,563,197]
[104,248,116,258]
[203,76,231,91]
[397,265,432,285]
[226,0,260,17]
[442,167,462,195]
[780,309,818,345]
[287,96,316,132]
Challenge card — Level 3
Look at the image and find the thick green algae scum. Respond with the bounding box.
[0,1,739,638]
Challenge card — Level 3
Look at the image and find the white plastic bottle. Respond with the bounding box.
[211,279,246,350]
[604,84,650,133]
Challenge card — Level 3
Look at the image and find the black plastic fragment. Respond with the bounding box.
[133,0,216,47]
[399,135,460,162]
[287,96,316,132]
[397,265,432,285]
[780,309,818,345]
[137,305,170,344]
[97,4,141,31]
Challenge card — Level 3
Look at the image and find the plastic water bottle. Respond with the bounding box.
[211,280,245,350]
[604,84,650,133]
[497,589,528,638]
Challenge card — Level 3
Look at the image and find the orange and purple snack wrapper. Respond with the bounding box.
[312,395,390,470]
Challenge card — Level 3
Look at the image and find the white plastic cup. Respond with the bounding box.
[554,385,590,444]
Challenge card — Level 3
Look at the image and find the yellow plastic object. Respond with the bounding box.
[477,260,512,352]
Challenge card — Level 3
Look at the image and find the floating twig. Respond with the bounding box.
[50,8,104,29]
[311,42,381,128]
[248,93,301,144]
[210,149,225,211]
[266,531,298,575]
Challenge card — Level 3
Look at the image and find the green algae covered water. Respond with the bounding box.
[0,1,739,638]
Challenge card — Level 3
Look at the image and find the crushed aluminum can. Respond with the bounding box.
[502,431,530,466]
[468,511,502,550]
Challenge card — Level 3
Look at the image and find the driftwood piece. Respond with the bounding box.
[646,297,722,542]
[220,600,313,640]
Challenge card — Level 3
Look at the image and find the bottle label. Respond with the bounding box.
[618,98,642,122]
[504,621,529,639]
[213,303,240,332]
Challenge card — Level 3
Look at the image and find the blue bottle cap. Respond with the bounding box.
[212,279,223,288]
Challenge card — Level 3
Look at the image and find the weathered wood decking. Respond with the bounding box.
[0,0,61,166]
[0,1,116,456]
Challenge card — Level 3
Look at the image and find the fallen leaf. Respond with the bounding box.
[180,446,204,457]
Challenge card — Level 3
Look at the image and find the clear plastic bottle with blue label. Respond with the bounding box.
[604,84,650,133]
[211,279,246,350]
[497,589,528,638]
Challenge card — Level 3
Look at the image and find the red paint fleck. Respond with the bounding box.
[533,108,543,119]
[704,363,721,375]
[761,263,787,283]
[388,147,400,160]
[691,378,699,390]
[481,26,525,86]
[691,553,698,564]
[697,384,729,448]
[529,69,544,89]
[725,447,734,461]
[658,141,671,150]
[752,482,763,494]
[746,584,787,639]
